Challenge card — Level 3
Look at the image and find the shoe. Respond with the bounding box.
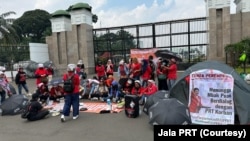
[73,115,79,120]
[61,115,65,122]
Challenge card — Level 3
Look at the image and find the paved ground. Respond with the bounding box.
[0,76,154,141]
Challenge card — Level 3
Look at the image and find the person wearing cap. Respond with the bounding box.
[35,82,49,104]
[105,59,114,78]
[49,83,64,102]
[61,64,80,122]
[166,58,177,90]
[131,80,144,97]
[27,93,52,121]
[15,66,31,95]
[120,78,134,96]
[142,80,158,104]
[75,60,86,80]
[34,63,49,86]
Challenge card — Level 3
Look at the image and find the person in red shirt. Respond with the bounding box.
[0,67,9,83]
[49,83,64,102]
[131,80,144,97]
[130,58,141,80]
[142,79,158,104]
[95,61,106,80]
[166,58,177,90]
[189,87,202,113]
[141,59,152,87]
[35,63,49,86]
[61,64,80,122]
[105,59,114,78]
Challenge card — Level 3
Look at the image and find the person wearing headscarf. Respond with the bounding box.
[15,66,31,95]
[105,59,114,78]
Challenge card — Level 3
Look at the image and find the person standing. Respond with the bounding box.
[105,59,114,78]
[95,61,106,80]
[61,64,80,122]
[15,66,31,95]
[166,58,177,90]
[34,63,49,86]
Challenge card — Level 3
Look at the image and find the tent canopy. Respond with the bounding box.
[169,60,250,124]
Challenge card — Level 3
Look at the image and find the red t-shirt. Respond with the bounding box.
[62,72,80,94]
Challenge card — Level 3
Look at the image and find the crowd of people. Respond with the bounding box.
[0,57,177,122]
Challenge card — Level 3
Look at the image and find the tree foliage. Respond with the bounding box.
[0,11,20,44]
[13,9,52,43]
[225,37,250,67]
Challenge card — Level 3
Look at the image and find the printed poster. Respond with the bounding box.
[188,69,234,125]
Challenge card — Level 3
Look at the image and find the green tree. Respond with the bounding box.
[225,37,250,69]
[13,9,52,43]
[0,11,20,44]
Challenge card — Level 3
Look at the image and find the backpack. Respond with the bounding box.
[63,74,75,93]
[21,101,32,119]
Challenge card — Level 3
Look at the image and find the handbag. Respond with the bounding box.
[158,74,166,80]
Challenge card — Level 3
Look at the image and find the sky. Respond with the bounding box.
[0,0,237,28]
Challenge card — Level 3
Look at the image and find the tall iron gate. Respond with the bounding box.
[93,17,208,70]
[0,44,30,71]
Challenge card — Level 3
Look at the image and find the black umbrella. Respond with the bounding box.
[143,90,169,115]
[0,94,29,116]
[155,50,182,62]
[48,77,64,86]
[148,98,192,125]
[9,84,17,94]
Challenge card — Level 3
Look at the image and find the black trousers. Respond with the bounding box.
[28,110,50,121]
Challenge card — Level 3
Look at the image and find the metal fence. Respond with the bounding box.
[93,17,208,70]
[0,44,30,71]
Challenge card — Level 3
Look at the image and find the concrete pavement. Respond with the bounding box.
[0,77,154,141]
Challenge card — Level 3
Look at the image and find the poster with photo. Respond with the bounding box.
[188,69,234,125]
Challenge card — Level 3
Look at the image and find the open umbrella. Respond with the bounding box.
[155,50,182,62]
[48,77,64,86]
[0,94,29,116]
[143,90,169,115]
[148,98,191,125]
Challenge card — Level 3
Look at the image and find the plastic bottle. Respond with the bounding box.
[107,98,112,111]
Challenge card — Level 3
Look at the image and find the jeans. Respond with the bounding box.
[18,83,29,94]
[62,93,80,117]
[167,79,176,90]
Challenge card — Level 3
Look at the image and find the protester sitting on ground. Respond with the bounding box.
[27,93,52,121]
[91,78,109,101]
[15,66,31,96]
[120,78,134,96]
[84,77,100,99]
[131,80,144,97]
[105,59,114,78]
[141,80,158,104]
[49,83,64,102]
[35,63,49,86]
[35,83,50,104]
